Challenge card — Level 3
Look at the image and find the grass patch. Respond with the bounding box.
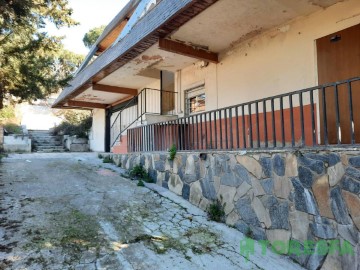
[138,234,187,255]
[144,227,221,258]
[23,209,104,263]
[58,209,104,263]
[61,210,100,248]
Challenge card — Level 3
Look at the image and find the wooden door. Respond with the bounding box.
[316,24,360,144]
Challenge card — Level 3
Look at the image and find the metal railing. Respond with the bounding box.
[127,77,360,152]
[110,88,177,147]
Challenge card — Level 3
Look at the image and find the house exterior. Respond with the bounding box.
[53,0,360,153]
[54,1,360,268]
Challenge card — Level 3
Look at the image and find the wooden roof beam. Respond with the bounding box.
[92,84,138,96]
[107,96,135,108]
[158,38,218,64]
[67,100,108,109]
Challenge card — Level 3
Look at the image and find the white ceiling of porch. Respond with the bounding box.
[72,44,196,105]
[170,0,343,53]
[71,0,343,106]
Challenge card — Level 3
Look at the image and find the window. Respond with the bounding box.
[185,85,205,115]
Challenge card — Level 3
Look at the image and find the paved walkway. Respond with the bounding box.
[0,153,304,270]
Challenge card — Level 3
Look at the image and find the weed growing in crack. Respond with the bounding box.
[168,144,177,161]
[137,180,145,187]
[207,196,226,222]
[245,227,254,239]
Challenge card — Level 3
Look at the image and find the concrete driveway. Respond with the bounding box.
[0,153,304,270]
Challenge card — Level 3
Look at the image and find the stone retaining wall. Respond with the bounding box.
[63,136,89,152]
[3,135,31,152]
[110,150,360,269]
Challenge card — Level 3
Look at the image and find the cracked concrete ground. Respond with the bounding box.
[0,153,304,270]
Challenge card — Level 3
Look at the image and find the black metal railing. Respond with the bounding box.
[110,88,177,147]
[127,77,360,152]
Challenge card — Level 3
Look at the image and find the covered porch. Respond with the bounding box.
[53,0,360,153]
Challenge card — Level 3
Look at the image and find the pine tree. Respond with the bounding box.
[0,0,83,108]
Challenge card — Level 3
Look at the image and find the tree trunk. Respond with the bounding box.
[0,84,4,110]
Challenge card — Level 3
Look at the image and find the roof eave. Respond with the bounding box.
[52,0,219,109]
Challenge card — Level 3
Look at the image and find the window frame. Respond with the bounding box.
[185,84,206,116]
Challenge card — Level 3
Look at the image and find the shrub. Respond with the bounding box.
[129,165,147,178]
[129,165,153,183]
[207,198,225,222]
[102,156,113,163]
[53,115,92,138]
[4,123,22,134]
[168,144,177,161]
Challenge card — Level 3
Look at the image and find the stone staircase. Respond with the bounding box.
[28,130,66,152]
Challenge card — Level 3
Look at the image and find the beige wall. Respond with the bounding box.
[141,79,160,91]
[175,0,360,112]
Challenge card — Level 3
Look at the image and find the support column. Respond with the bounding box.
[0,125,3,151]
[105,109,111,152]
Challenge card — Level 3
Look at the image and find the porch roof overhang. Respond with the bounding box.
[52,0,219,109]
[53,0,344,110]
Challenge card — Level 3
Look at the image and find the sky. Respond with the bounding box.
[46,0,130,55]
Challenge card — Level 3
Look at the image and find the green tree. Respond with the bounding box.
[0,0,83,109]
[82,25,106,49]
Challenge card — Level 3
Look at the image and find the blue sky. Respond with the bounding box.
[46,0,130,55]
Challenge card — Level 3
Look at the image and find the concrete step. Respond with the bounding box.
[35,145,65,149]
[35,149,66,153]
[28,129,67,152]
[29,135,59,138]
[28,132,52,135]
[33,143,63,147]
[33,142,62,146]
[28,133,53,136]
[31,136,61,139]
[32,139,62,143]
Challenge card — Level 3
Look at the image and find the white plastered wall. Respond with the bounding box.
[89,109,105,152]
[175,0,360,112]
